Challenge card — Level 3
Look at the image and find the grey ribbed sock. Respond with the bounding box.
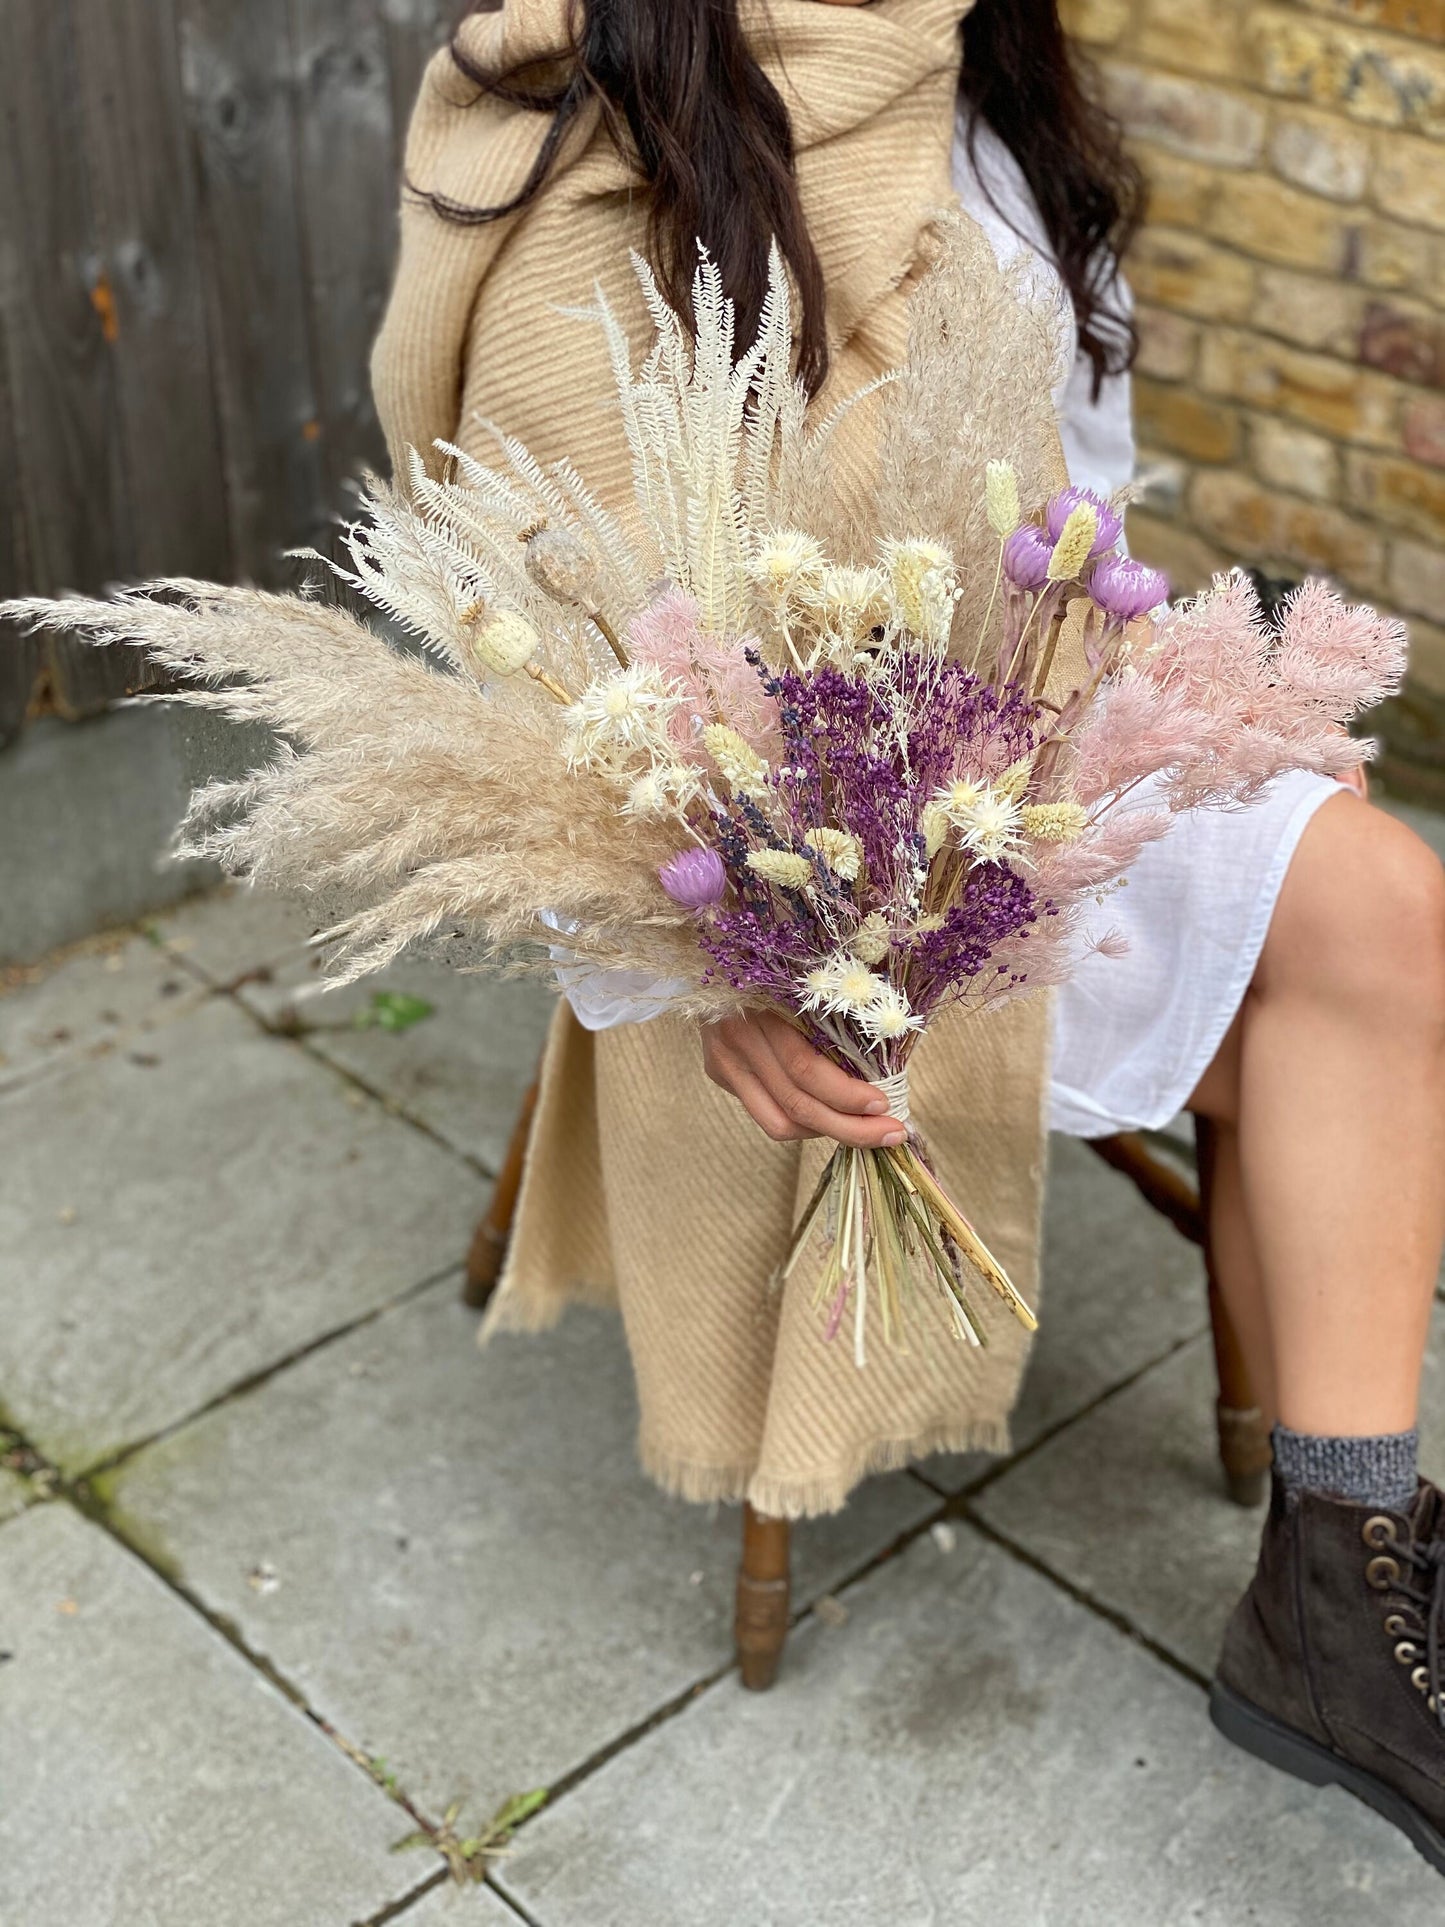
[1272,1423,1419,1513]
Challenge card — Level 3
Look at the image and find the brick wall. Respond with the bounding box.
[1062,0,1445,781]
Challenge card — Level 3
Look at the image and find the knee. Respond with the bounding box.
[1264,800,1445,1030]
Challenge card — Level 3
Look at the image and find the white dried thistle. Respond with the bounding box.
[563,664,685,768]
[856,983,923,1043]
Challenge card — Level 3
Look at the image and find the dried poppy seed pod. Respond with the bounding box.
[523,525,600,609]
[465,606,541,677]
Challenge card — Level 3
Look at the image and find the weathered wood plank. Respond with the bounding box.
[380,0,457,163]
[176,0,331,577]
[71,0,232,585]
[0,0,142,719]
[0,310,43,746]
[289,0,398,499]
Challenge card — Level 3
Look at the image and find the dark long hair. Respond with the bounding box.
[420,0,1142,397]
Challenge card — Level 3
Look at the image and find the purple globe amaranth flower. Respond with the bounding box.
[1089,555,1170,624]
[659,846,727,912]
[1002,525,1054,592]
[1045,486,1122,557]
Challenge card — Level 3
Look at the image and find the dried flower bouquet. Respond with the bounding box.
[4,220,1406,1362]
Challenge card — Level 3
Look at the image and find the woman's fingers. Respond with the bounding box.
[768,1020,890,1116]
[703,1014,907,1149]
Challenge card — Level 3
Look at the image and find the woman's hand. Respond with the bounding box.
[700,1012,907,1149]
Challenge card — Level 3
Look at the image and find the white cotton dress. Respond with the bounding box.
[555,113,1342,1139]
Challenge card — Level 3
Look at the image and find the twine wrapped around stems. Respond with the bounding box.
[868,1069,912,1128]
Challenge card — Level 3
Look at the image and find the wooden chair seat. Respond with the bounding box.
[464,1082,1270,1692]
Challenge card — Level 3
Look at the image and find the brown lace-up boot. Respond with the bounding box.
[1211,1475,1445,1872]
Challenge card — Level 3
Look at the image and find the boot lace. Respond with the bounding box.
[1368,1516,1445,1728]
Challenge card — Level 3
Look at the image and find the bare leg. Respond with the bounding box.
[1189,793,1445,1437]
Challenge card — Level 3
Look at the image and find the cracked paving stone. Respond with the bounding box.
[921,1135,1207,1493]
[101,1286,938,1824]
[973,1307,1445,1680]
[0,1504,420,1927]
[493,1521,1445,1927]
[0,995,482,1470]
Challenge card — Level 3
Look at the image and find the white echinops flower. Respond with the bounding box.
[564,664,685,768]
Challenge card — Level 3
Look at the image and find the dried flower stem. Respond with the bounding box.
[589,610,630,669]
[525,662,573,704]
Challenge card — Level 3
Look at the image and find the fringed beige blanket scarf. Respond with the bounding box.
[373,0,1066,1518]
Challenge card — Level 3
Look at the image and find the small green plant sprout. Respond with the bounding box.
[393,1788,549,1884]
[353,990,435,1033]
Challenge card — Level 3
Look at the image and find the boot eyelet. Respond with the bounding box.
[1412,1666,1430,1692]
[1395,1641,1420,1665]
[1386,1613,1412,1637]
[1364,1515,1399,1549]
[1367,1554,1402,1590]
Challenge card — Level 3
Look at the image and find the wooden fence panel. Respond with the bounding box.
[381,0,458,165]
[177,0,332,578]
[290,0,399,503]
[0,314,40,746]
[71,0,232,583]
[0,0,141,723]
[0,0,456,736]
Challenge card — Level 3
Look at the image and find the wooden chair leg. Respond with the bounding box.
[1196,1118,1273,1507]
[462,1077,540,1309]
[735,1503,791,1691]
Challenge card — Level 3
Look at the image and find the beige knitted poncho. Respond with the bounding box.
[372,0,1065,1518]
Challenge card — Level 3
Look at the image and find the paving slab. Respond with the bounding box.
[0,995,483,1469]
[494,1520,1445,1926]
[921,1134,1207,1493]
[156,881,322,986]
[973,1309,1445,1680]
[0,1467,34,1525]
[161,887,555,1173]
[266,964,553,1175]
[0,927,209,1095]
[102,1286,939,1826]
[397,1880,529,1924]
[0,1503,420,1927]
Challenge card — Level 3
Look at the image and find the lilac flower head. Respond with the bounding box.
[1002,525,1054,592]
[1089,556,1169,624]
[659,847,727,913]
[1045,486,1122,557]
